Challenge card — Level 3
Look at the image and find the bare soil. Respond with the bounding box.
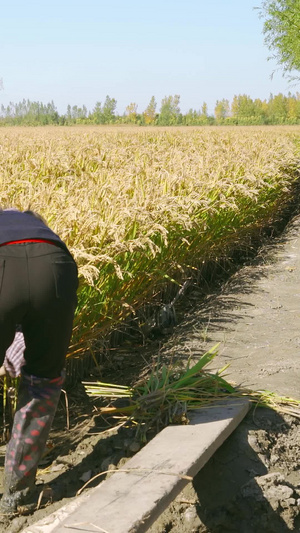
[1,214,300,533]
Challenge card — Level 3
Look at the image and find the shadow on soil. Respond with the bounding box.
[149,408,300,533]
[192,409,296,533]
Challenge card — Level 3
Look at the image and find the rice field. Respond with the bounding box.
[1,125,300,360]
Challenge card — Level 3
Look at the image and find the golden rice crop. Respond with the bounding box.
[0,125,299,357]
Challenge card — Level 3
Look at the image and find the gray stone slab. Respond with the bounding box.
[24,398,250,533]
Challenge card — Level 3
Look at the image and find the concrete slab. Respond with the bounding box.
[24,398,250,533]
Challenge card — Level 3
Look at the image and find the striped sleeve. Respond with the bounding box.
[4,331,25,377]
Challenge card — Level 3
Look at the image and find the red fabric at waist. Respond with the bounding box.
[0,239,60,247]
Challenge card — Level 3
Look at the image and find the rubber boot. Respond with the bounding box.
[0,370,64,515]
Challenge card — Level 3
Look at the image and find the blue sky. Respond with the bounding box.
[0,0,295,115]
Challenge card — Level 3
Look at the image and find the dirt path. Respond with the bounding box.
[156,214,300,400]
[2,215,300,532]
[148,214,300,533]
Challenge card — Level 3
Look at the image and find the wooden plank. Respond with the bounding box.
[24,398,250,533]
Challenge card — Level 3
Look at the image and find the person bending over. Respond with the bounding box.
[0,209,78,515]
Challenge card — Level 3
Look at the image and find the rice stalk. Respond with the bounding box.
[83,345,300,440]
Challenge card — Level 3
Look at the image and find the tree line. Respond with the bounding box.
[1,92,300,126]
[1,2,300,127]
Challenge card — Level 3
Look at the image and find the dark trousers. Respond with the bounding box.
[0,243,78,505]
[0,242,78,378]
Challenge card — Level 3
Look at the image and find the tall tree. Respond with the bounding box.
[102,95,117,123]
[92,102,102,124]
[66,104,72,122]
[286,92,300,120]
[253,98,268,121]
[214,99,230,121]
[260,0,300,79]
[231,95,256,118]
[268,92,288,121]
[125,102,138,123]
[201,102,208,117]
[143,96,157,124]
[159,95,180,125]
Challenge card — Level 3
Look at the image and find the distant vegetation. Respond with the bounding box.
[2,92,300,126]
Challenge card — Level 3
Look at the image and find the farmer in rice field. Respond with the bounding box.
[0,208,78,516]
